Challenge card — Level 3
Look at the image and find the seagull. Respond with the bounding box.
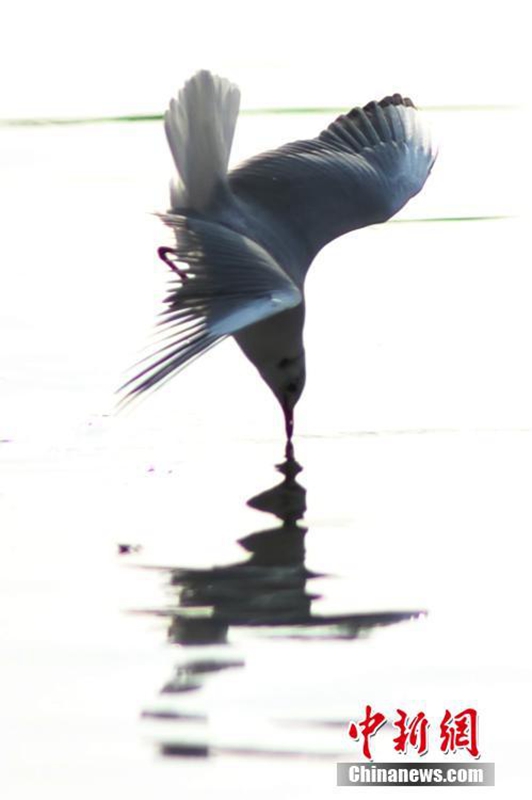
[122,70,436,450]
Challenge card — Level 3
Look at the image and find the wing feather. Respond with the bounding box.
[120,215,302,402]
[229,95,437,267]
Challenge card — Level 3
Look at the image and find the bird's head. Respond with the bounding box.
[259,353,306,441]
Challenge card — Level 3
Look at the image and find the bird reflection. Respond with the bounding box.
[165,455,313,648]
[141,451,423,653]
[139,452,425,756]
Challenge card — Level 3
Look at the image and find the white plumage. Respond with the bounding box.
[165,71,241,210]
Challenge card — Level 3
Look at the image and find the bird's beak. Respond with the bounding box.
[283,402,295,460]
[282,400,294,442]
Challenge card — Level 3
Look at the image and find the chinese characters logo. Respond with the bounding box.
[348,706,479,760]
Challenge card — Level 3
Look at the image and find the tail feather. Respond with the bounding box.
[165,70,241,211]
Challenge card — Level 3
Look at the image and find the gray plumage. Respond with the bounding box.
[121,71,437,444]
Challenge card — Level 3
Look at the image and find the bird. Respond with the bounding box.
[122,70,436,451]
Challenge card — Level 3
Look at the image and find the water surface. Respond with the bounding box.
[0,108,529,797]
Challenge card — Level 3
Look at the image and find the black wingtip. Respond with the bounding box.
[363,94,416,112]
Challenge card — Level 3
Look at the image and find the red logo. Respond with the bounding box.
[348,705,386,760]
[348,707,480,760]
[393,709,430,756]
[440,708,479,758]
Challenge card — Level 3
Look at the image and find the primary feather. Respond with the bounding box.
[229,94,436,268]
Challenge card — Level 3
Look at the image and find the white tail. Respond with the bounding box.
[164,70,241,212]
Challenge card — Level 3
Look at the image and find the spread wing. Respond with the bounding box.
[120,214,302,401]
[229,95,437,266]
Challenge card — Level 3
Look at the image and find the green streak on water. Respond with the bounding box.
[0,114,163,127]
[0,104,520,128]
[392,215,514,224]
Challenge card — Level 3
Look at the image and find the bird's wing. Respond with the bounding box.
[120,214,302,401]
[229,95,436,267]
